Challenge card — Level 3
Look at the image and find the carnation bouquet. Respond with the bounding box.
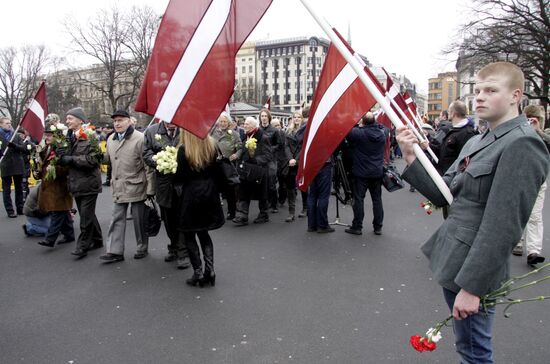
[152,146,178,174]
[410,262,550,353]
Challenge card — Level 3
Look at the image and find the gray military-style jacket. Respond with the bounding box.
[403,114,549,297]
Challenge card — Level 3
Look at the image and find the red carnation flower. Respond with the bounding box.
[410,335,425,352]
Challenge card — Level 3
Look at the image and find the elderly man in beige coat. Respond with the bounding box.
[100,110,154,262]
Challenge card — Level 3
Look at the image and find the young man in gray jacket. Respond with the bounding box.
[397,62,549,363]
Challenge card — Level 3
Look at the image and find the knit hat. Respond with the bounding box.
[66,107,87,122]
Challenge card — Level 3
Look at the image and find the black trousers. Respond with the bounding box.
[2,175,24,215]
[160,205,188,258]
[182,230,214,273]
[74,194,103,250]
[351,177,384,230]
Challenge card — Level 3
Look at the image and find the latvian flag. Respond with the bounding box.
[20,81,48,142]
[135,0,273,138]
[297,30,379,191]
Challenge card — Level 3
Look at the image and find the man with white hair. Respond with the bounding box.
[233,117,272,225]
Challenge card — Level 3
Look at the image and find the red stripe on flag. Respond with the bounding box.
[297,30,378,191]
[20,81,48,142]
[135,0,273,138]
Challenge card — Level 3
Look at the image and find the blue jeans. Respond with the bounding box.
[443,288,495,364]
[45,211,75,244]
[307,163,332,229]
[26,216,51,236]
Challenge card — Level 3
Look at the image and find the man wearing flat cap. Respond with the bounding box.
[100,110,154,262]
[58,107,103,258]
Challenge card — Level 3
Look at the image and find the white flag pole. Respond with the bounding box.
[298,0,452,205]
[386,95,439,163]
[0,125,21,165]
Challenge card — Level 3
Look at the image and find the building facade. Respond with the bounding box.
[427,72,458,121]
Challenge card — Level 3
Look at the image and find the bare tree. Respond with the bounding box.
[64,6,159,117]
[446,0,550,113]
[0,45,49,124]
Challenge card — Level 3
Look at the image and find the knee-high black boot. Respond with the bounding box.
[182,232,203,286]
[198,231,215,287]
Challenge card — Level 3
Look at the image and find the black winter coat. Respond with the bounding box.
[143,122,180,208]
[238,128,271,200]
[432,124,477,175]
[66,132,102,197]
[346,123,387,179]
[0,132,26,176]
[174,146,224,232]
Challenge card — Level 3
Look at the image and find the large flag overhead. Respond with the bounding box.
[297,30,379,192]
[135,0,273,138]
[20,81,48,142]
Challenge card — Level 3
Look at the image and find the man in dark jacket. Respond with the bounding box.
[345,112,388,236]
[432,101,478,176]
[58,107,103,258]
[259,109,282,212]
[0,117,27,218]
[143,121,190,269]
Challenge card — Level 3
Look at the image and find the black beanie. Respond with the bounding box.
[66,107,87,122]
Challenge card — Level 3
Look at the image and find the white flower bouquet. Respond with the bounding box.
[152,146,178,174]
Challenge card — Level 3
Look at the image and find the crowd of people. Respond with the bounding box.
[1,60,548,363]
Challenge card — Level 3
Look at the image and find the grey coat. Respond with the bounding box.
[403,115,549,297]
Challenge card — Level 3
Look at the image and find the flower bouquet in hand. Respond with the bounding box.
[44,123,69,181]
[152,146,178,174]
[410,262,550,353]
[245,137,257,156]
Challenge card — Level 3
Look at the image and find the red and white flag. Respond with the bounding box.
[402,90,418,117]
[297,30,379,191]
[135,0,273,138]
[263,96,271,110]
[20,81,48,142]
[383,68,414,123]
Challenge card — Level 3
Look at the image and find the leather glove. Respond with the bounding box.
[58,155,73,166]
[7,141,16,149]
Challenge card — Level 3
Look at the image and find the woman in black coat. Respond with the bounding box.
[174,130,224,287]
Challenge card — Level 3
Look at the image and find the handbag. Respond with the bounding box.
[218,159,241,186]
[144,197,162,237]
[237,161,265,184]
[382,165,404,192]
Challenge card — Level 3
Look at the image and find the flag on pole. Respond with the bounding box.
[402,90,418,117]
[297,29,378,191]
[382,68,414,123]
[263,96,271,110]
[135,0,273,138]
[20,81,48,142]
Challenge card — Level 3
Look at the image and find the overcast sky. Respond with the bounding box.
[1,0,470,93]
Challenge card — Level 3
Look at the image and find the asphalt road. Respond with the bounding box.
[1,160,549,364]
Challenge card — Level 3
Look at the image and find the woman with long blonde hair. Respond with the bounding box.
[174,130,224,287]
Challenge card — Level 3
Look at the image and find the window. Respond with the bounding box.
[249,65,253,73]
[242,66,246,73]
[469,84,474,94]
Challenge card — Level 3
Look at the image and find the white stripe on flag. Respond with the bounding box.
[302,63,357,168]
[405,97,413,104]
[28,98,45,126]
[155,0,232,123]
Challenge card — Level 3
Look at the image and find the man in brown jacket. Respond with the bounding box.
[100,110,154,262]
